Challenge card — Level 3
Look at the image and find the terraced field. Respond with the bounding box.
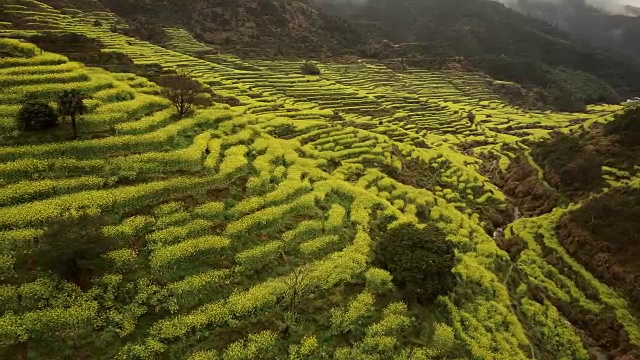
[0,0,639,359]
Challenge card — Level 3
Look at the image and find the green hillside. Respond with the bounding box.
[0,1,639,359]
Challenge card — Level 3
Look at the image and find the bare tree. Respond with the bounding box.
[156,74,210,118]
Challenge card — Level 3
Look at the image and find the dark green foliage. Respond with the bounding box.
[96,0,640,105]
[545,86,586,113]
[558,186,640,311]
[270,124,298,139]
[532,132,603,194]
[301,61,321,75]
[16,100,58,131]
[381,148,446,190]
[57,89,90,140]
[603,104,640,146]
[117,16,170,44]
[31,33,103,54]
[29,215,115,288]
[374,223,456,304]
[466,111,476,125]
[476,57,620,111]
[547,68,619,104]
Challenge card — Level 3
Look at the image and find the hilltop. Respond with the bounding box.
[0,0,639,359]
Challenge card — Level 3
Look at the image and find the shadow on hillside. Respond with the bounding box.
[499,155,564,217]
[531,132,604,196]
[558,187,640,313]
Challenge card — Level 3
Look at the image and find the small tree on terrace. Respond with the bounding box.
[157,74,209,118]
[16,99,58,131]
[57,89,90,140]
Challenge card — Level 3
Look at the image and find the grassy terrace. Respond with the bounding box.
[0,1,636,359]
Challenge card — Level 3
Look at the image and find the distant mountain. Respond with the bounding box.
[319,0,640,108]
[509,0,640,61]
[626,5,640,16]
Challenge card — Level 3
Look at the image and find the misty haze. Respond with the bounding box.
[0,0,639,359]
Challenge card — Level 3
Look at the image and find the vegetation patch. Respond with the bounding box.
[301,61,321,76]
[500,154,563,217]
[531,132,604,196]
[557,186,640,312]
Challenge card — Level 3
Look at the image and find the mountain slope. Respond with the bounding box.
[323,0,640,109]
[1,0,640,359]
[69,0,640,110]
[509,0,640,62]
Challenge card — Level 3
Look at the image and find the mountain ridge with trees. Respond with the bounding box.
[52,0,640,111]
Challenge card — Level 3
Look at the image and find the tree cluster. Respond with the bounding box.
[603,104,640,146]
[531,132,604,194]
[17,89,90,139]
[17,99,58,131]
[16,74,211,139]
[374,222,456,304]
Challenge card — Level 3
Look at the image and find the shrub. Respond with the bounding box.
[364,268,394,293]
[374,223,455,304]
[16,100,58,131]
[431,323,455,354]
[330,292,376,335]
[301,61,321,76]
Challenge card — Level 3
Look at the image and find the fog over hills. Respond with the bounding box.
[498,0,640,62]
[499,0,640,15]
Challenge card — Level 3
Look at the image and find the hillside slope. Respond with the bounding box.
[508,0,640,63]
[0,1,639,359]
[73,0,640,110]
[327,0,640,110]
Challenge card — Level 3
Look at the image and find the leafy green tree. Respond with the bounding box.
[16,99,58,131]
[466,111,476,126]
[57,89,90,140]
[374,223,455,304]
